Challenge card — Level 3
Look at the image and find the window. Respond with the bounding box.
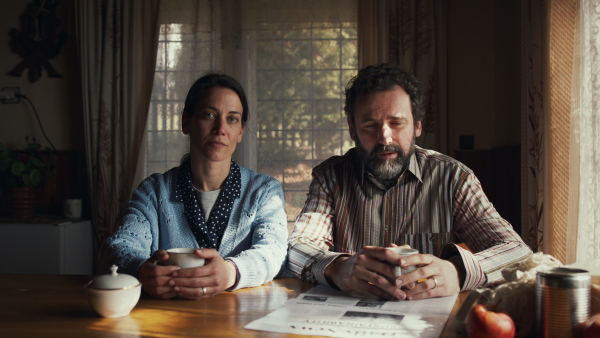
[147,1,357,230]
[254,21,356,229]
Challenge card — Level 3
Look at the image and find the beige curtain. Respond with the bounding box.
[546,0,579,264]
[358,0,389,67]
[74,0,160,250]
[358,0,447,153]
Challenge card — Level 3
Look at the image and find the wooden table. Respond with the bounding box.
[0,274,468,337]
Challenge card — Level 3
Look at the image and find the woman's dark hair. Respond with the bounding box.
[183,73,249,125]
[344,63,424,124]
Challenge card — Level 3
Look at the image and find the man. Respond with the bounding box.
[287,63,532,301]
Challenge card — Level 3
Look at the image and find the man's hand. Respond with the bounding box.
[138,250,181,299]
[324,245,462,300]
[396,253,461,300]
[324,246,410,300]
[169,249,238,299]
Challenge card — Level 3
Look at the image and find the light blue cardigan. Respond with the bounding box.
[100,165,288,290]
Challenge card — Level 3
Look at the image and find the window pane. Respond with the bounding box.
[257,70,283,100]
[313,40,340,69]
[283,40,311,69]
[257,41,282,69]
[313,70,342,99]
[282,71,311,100]
[282,101,311,130]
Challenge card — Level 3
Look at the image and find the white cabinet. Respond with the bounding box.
[0,220,93,274]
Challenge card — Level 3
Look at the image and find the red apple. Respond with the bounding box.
[466,304,516,338]
[584,313,600,338]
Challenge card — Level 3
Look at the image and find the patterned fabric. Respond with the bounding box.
[176,157,241,249]
[287,146,532,291]
[522,0,547,255]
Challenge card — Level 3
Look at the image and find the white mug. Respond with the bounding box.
[386,247,419,277]
[64,199,82,219]
[166,248,205,268]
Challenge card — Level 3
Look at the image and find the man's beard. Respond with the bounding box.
[356,135,416,180]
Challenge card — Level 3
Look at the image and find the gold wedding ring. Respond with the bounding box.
[202,287,207,296]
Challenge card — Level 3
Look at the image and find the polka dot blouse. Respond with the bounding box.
[175,157,241,249]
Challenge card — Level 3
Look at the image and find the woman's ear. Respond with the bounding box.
[237,124,245,144]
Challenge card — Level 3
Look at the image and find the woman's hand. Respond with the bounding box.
[169,249,238,299]
[138,250,181,299]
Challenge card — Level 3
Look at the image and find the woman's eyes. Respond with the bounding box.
[200,111,239,123]
[201,112,216,119]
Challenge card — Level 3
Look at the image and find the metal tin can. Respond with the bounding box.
[536,267,591,337]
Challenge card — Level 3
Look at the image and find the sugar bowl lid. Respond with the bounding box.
[88,265,140,290]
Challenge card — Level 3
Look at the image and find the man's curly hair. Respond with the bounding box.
[344,63,424,124]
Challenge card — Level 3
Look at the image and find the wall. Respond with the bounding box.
[447,0,521,152]
[0,0,85,216]
[0,0,81,151]
[447,0,521,232]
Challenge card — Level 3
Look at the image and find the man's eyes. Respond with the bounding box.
[362,121,406,129]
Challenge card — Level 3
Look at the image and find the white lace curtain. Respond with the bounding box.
[577,0,600,264]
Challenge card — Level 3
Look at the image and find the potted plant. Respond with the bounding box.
[0,136,55,218]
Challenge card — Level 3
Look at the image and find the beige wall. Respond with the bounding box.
[0,0,81,151]
[0,0,521,154]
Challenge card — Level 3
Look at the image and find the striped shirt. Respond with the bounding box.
[287,146,532,291]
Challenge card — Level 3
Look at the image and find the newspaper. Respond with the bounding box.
[245,285,458,337]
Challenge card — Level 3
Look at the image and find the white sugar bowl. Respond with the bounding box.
[85,265,142,318]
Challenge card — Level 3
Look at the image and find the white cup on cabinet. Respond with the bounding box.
[64,199,82,219]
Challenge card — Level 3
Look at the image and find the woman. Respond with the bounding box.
[101,73,288,299]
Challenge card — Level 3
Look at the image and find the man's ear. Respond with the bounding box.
[415,120,422,138]
[347,116,357,141]
[182,112,190,135]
